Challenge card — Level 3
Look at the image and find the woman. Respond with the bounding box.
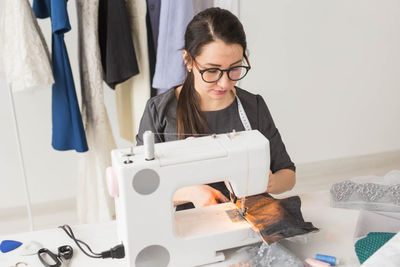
[136,7,295,208]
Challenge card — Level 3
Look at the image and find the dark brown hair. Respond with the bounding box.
[176,7,247,139]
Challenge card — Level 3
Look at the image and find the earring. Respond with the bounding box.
[188,69,192,73]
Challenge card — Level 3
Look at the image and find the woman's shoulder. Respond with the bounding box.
[235,86,265,106]
[146,88,177,113]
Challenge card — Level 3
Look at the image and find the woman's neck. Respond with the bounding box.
[175,86,236,112]
[200,92,235,111]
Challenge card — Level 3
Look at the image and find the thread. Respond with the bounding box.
[143,131,155,160]
[152,132,214,136]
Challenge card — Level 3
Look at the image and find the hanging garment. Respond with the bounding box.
[213,0,240,17]
[192,0,214,15]
[146,0,161,52]
[152,0,194,94]
[33,0,88,152]
[115,0,150,143]
[98,0,139,89]
[145,0,161,97]
[75,0,117,223]
[0,0,53,91]
[235,193,318,244]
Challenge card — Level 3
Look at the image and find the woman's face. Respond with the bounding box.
[185,39,244,106]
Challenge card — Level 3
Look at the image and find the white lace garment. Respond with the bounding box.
[76,0,117,223]
[0,0,53,92]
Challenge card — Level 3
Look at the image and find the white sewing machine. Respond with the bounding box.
[106,130,270,267]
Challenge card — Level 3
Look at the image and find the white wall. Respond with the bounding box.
[1,1,400,210]
[241,0,400,164]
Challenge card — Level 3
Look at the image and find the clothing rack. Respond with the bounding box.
[7,84,34,231]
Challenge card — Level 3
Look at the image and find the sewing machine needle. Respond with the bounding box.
[241,197,246,216]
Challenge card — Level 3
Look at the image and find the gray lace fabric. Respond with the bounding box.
[228,242,306,267]
[330,179,400,212]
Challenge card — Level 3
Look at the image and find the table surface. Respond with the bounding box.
[0,190,361,267]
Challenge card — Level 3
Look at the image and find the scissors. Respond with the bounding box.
[38,245,73,267]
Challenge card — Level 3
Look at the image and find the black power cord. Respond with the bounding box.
[58,225,125,259]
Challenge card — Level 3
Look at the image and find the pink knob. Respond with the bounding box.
[106,167,119,197]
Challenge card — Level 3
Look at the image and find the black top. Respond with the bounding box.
[98,0,139,89]
[136,87,295,198]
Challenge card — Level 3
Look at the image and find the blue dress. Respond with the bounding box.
[33,0,88,152]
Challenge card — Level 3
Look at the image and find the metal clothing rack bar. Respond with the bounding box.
[7,84,34,231]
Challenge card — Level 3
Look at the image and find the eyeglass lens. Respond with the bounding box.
[203,66,248,82]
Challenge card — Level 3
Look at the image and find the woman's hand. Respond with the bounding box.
[266,169,296,194]
[174,185,229,207]
[266,170,275,192]
[191,185,229,207]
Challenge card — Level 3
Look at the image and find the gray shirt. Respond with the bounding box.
[136,87,295,174]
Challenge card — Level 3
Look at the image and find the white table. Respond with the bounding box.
[0,190,361,267]
[282,190,360,266]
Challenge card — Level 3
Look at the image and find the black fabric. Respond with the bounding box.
[146,3,158,98]
[236,193,319,244]
[98,0,139,89]
[146,0,161,53]
[175,202,195,211]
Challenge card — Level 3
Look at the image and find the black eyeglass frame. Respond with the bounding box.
[192,55,251,83]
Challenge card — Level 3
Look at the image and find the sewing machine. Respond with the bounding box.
[106,130,270,267]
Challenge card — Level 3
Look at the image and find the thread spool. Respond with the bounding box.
[143,131,155,160]
[315,254,338,266]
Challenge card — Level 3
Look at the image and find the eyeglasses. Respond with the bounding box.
[192,56,251,83]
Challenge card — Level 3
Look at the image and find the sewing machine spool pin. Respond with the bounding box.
[124,147,135,157]
[144,131,155,161]
[122,147,134,164]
